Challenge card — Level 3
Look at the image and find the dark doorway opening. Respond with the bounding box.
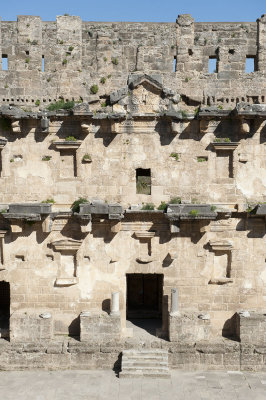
[0,281,10,339]
[126,274,163,338]
[126,274,163,319]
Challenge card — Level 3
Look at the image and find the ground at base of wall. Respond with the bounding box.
[0,337,266,372]
[1,369,266,400]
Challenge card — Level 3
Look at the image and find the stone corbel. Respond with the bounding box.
[10,221,23,233]
[11,120,21,134]
[41,116,49,133]
[111,121,120,134]
[171,121,189,135]
[240,119,250,134]
[80,220,92,233]
[42,215,52,233]
[81,122,100,134]
[0,230,8,269]
[110,221,122,233]
[170,221,180,233]
[199,119,209,134]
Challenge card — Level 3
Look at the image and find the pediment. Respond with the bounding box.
[128,74,163,92]
[50,239,82,252]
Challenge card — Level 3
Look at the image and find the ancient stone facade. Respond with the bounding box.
[0,14,265,371]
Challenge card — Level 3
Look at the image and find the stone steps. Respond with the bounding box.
[120,349,170,378]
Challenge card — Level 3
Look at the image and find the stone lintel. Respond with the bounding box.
[212,142,239,151]
[53,141,82,150]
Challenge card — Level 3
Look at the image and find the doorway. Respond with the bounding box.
[0,281,10,338]
[126,274,163,338]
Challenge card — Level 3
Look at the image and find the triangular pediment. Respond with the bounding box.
[128,74,163,92]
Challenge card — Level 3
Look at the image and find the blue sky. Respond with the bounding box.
[0,0,265,22]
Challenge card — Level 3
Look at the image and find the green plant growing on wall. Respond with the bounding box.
[170,152,179,161]
[35,99,40,106]
[214,137,231,143]
[211,205,217,211]
[4,84,8,89]
[112,57,118,65]
[101,102,107,108]
[82,154,91,162]
[62,59,67,65]
[31,40,38,45]
[90,85,99,94]
[197,157,207,162]
[103,57,107,62]
[217,105,223,110]
[71,197,88,213]
[25,58,30,64]
[47,100,74,111]
[141,203,155,211]
[68,46,74,52]
[42,155,51,161]
[181,110,188,118]
[157,201,168,211]
[10,159,14,163]
[65,136,77,142]
[100,77,106,84]
[107,74,112,79]
[169,197,181,204]
[0,209,7,214]
[189,209,199,217]
[41,198,55,204]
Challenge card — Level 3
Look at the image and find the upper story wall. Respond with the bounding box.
[0,15,266,107]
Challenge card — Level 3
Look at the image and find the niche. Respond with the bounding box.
[216,151,233,178]
[208,240,233,284]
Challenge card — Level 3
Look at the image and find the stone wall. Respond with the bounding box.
[1,338,266,372]
[0,15,266,107]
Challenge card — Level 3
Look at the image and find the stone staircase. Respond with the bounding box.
[119,349,170,378]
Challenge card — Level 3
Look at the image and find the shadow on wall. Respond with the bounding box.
[102,298,111,314]
[222,312,238,341]
[68,315,80,339]
[260,123,266,144]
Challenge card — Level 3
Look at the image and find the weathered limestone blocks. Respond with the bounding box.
[169,312,210,342]
[10,312,53,342]
[80,312,121,342]
[236,311,266,344]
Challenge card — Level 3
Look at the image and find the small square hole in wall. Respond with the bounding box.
[209,57,217,73]
[188,49,193,56]
[15,255,25,262]
[46,255,54,261]
[229,49,235,55]
[245,56,256,73]
[136,168,151,195]
[25,51,29,56]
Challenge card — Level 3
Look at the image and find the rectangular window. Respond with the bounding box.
[42,55,45,72]
[245,56,256,73]
[136,168,151,195]
[209,56,217,73]
[2,55,8,71]
[173,57,176,72]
